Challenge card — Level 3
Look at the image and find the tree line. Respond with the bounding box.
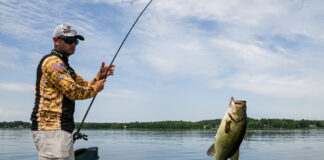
[0,121,31,128]
[1,118,324,129]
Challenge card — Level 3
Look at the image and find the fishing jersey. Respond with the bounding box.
[31,50,100,133]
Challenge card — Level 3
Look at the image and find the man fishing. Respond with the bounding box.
[30,24,115,160]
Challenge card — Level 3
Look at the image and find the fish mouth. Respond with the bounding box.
[234,101,246,108]
[229,97,246,108]
[228,98,247,114]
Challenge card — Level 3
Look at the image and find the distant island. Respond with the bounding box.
[1,118,324,130]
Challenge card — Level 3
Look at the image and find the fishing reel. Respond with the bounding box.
[73,132,88,142]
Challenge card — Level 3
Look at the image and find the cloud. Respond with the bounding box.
[0,82,34,92]
[210,39,297,72]
[206,38,324,98]
[1,0,322,97]
[0,107,27,121]
[136,0,324,99]
[0,1,52,41]
[151,0,286,24]
[0,44,22,69]
[0,43,45,71]
[224,73,324,99]
[0,0,324,121]
[101,89,146,100]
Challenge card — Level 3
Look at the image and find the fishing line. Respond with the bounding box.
[74,0,154,142]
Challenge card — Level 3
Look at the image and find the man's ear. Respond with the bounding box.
[53,37,59,46]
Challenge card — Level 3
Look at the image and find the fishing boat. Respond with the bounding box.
[75,147,99,160]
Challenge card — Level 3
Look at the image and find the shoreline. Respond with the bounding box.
[1,118,324,130]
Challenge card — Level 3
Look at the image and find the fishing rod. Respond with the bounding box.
[74,0,154,142]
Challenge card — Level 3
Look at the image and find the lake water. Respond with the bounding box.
[0,129,323,160]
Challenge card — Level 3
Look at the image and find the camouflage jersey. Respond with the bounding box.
[31,50,100,133]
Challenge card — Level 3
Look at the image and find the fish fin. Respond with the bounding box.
[244,132,248,140]
[230,97,235,106]
[225,121,231,133]
[230,148,239,160]
[207,143,215,157]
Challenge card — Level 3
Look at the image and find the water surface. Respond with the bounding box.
[0,129,323,159]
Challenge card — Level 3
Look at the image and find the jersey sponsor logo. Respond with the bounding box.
[52,63,65,71]
[58,73,69,79]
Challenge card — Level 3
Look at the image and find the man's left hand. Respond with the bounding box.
[99,62,115,79]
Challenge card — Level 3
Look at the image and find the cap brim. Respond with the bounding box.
[74,35,84,41]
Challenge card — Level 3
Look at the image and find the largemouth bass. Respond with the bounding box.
[207,97,247,160]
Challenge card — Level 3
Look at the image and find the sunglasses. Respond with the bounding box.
[58,37,79,45]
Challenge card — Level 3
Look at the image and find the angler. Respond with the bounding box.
[30,0,153,159]
[30,24,115,160]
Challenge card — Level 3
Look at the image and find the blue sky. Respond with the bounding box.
[0,0,323,122]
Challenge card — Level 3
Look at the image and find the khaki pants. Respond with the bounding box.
[32,130,75,160]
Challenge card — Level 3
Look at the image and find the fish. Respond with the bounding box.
[207,97,247,160]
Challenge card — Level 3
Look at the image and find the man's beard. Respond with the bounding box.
[59,49,74,57]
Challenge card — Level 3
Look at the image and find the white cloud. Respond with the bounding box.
[151,0,286,24]
[0,1,52,41]
[206,38,324,98]
[0,82,34,92]
[0,0,324,121]
[83,0,150,6]
[101,89,146,100]
[211,39,297,72]
[0,44,44,70]
[1,0,320,96]
[225,72,324,98]
[0,44,21,69]
[0,107,27,121]
[132,0,324,100]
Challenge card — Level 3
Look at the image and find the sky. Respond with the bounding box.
[0,0,323,122]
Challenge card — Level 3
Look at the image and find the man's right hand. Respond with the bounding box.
[93,79,106,92]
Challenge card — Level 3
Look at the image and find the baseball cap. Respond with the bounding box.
[53,24,84,40]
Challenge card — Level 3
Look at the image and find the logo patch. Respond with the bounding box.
[52,63,65,71]
[58,73,69,79]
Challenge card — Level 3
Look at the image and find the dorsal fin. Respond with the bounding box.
[207,143,215,157]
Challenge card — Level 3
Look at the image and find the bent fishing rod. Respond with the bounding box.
[74,0,153,142]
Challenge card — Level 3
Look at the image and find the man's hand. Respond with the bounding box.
[99,62,115,79]
[93,79,106,92]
